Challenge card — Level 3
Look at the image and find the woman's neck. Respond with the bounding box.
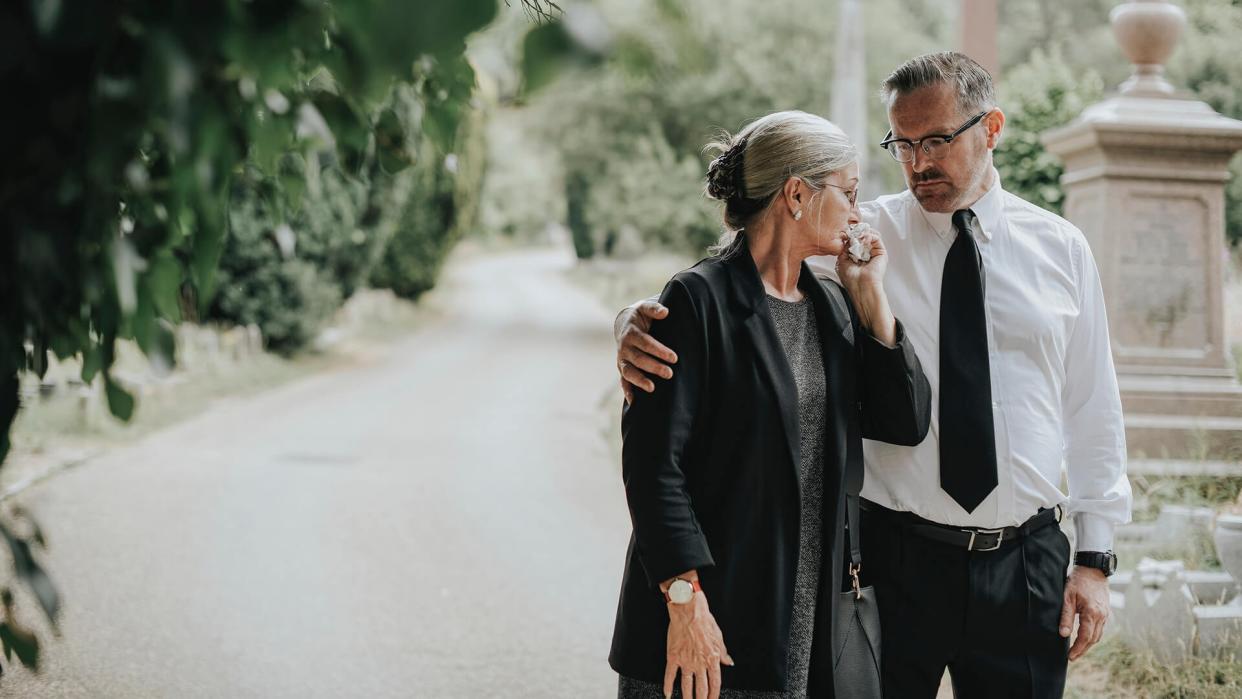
[746,218,808,302]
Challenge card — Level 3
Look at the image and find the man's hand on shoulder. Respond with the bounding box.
[615,300,678,404]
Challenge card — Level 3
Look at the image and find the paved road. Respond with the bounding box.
[2,246,632,698]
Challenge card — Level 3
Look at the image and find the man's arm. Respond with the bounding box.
[1059,236,1132,661]
[615,295,678,403]
[1062,239,1131,554]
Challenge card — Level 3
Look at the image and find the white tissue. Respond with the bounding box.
[847,223,871,263]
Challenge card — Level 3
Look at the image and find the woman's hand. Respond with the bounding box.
[664,591,734,699]
[834,228,888,293]
[835,231,897,346]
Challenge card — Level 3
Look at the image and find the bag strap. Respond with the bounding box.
[846,493,861,566]
[845,493,863,598]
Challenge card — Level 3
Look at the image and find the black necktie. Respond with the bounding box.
[939,209,997,513]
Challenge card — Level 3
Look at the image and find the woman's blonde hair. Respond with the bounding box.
[704,110,857,257]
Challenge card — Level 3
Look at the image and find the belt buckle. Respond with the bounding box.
[966,527,1005,552]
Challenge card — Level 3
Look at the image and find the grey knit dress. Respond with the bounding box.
[618,294,827,699]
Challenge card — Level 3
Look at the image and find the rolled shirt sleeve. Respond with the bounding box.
[1062,237,1132,552]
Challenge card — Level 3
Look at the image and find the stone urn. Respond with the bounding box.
[1110,0,1186,96]
[1215,514,1242,604]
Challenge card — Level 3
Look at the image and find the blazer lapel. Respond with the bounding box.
[801,263,861,496]
[800,262,853,351]
[726,252,802,490]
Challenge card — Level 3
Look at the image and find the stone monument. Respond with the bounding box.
[1042,0,1242,460]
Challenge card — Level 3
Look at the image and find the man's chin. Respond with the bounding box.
[911,188,957,213]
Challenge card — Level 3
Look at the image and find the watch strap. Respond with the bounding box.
[1074,550,1117,576]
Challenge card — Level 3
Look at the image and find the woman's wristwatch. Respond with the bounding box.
[663,578,702,605]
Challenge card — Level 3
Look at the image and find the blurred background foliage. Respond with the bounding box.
[1,0,500,468]
[0,0,530,670]
[484,0,1242,262]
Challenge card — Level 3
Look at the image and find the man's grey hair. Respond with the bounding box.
[880,51,996,117]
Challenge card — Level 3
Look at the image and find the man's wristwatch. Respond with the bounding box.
[663,578,702,605]
[1074,551,1118,577]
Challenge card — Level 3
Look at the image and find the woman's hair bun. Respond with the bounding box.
[705,137,745,202]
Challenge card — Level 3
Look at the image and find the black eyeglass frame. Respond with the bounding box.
[878,111,990,163]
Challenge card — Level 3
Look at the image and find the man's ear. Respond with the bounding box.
[984,109,1006,150]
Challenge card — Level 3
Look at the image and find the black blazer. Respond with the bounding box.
[608,249,931,695]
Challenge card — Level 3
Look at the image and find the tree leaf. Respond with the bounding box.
[0,373,17,467]
[374,107,411,173]
[312,93,371,173]
[521,21,575,96]
[80,343,102,385]
[0,522,60,627]
[104,375,134,422]
[146,252,183,323]
[0,622,39,671]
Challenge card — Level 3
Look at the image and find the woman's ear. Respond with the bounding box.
[782,176,803,216]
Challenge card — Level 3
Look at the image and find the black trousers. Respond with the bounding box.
[860,503,1072,699]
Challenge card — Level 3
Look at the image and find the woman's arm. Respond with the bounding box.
[857,322,932,446]
[621,277,715,589]
[623,277,734,699]
[836,231,931,446]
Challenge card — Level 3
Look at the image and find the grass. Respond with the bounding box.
[10,351,324,453]
[1130,475,1242,521]
[4,288,429,491]
[1078,638,1242,699]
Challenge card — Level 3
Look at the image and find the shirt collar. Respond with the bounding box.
[917,168,1003,241]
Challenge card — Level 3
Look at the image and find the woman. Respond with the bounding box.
[608,111,931,699]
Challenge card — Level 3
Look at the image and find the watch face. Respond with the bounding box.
[668,579,694,604]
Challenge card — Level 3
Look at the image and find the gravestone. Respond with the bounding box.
[1042,0,1242,459]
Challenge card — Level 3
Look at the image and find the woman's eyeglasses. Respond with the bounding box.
[824,182,858,207]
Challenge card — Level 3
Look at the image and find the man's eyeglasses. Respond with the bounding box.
[879,111,990,164]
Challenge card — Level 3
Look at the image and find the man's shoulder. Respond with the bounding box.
[1002,190,1087,245]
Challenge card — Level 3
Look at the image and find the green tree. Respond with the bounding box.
[512,0,957,259]
[0,0,540,675]
[993,48,1105,215]
[1168,0,1242,247]
[369,99,489,301]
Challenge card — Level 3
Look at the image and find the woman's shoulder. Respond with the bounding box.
[664,255,732,302]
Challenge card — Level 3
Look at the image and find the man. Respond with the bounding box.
[613,52,1131,698]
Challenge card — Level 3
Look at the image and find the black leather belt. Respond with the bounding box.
[861,500,1062,552]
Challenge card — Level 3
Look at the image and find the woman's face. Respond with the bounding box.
[802,161,861,257]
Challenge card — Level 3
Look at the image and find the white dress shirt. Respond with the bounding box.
[807,170,1132,551]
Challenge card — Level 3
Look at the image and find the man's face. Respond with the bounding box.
[886,83,997,213]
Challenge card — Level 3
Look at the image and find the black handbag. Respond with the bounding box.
[832,494,882,697]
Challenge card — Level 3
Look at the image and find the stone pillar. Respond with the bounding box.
[830,0,868,194]
[959,0,999,78]
[1042,0,1242,460]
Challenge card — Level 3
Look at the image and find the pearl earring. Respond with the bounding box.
[794,210,803,221]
